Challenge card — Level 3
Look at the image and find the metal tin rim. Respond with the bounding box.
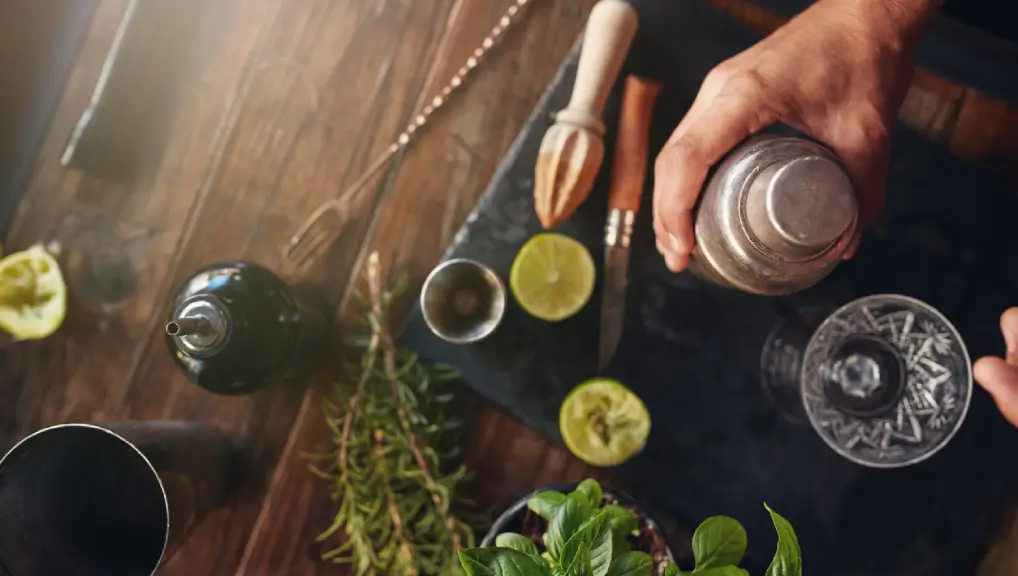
[419,257,507,344]
[0,423,171,576]
[801,293,973,469]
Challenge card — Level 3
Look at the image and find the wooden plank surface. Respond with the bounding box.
[0,0,1015,574]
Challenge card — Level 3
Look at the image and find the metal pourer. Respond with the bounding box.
[166,297,230,358]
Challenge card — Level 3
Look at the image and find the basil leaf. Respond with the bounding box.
[547,491,593,561]
[763,504,802,576]
[528,491,568,521]
[458,547,551,576]
[694,568,748,576]
[604,551,654,576]
[664,562,706,576]
[560,511,613,576]
[542,551,555,565]
[691,516,747,570]
[601,504,638,558]
[611,536,630,560]
[576,479,604,508]
[564,541,593,576]
[663,564,745,576]
[603,504,640,537]
[496,533,540,557]
[587,512,615,576]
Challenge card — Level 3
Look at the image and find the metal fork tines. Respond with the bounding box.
[284,202,347,269]
[283,143,397,268]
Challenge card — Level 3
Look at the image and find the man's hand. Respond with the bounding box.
[975,308,1018,427]
[652,0,938,272]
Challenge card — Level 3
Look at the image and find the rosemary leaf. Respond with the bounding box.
[309,252,485,574]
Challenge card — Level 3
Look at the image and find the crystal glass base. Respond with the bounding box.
[760,306,833,425]
[801,294,972,468]
[760,295,973,468]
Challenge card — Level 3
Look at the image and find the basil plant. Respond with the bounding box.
[458,479,802,576]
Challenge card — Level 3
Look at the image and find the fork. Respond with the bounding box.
[282,0,535,270]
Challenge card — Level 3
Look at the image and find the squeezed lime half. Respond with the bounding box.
[560,378,651,467]
[0,244,67,340]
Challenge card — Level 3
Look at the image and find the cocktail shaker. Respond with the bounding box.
[688,134,859,295]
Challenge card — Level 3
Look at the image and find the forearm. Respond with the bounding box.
[849,0,941,44]
[800,0,939,64]
[883,0,942,34]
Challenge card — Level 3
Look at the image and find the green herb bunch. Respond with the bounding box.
[308,253,482,575]
[458,479,802,576]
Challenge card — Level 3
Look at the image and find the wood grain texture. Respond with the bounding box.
[2,0,599,574]
[1,0,1015,574]
[607,76,661,212]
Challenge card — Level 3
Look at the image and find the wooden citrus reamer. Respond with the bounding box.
[534,0,638,229]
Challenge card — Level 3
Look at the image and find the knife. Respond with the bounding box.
[599,75,662,370]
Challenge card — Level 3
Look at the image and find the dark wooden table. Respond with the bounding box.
[1,0,1016,574]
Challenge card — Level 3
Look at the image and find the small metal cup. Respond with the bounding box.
[420,258,506,344]
[0,421,237,576]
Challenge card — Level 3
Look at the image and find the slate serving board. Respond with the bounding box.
[400,0,1018,573]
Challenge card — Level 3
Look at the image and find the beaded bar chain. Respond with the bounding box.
[283,0,535,268]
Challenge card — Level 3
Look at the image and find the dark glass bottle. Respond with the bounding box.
[165,261,328,395]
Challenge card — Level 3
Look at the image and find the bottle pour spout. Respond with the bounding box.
[167,297,229,357]
[166,316,212,337]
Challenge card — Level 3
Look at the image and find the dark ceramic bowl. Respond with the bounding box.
[480,483,675,565]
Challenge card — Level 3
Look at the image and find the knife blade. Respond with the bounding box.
[599,75,662,370]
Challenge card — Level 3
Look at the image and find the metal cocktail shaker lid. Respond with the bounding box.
[691,135,859,295]
[745,154,857,259]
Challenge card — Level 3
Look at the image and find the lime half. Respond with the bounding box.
[510,233,595,322]
[560,378,651,467]
[0,244,68,340]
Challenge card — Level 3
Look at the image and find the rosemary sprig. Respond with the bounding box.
[308,252,483,575]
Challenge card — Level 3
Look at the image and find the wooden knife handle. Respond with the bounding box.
[608,75,661,213]
[560,0,638,131]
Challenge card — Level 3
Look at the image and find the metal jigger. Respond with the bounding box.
[761,294,973,468]
[0,421,237,576]
[421,259,506,344]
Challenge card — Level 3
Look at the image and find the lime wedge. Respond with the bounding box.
[560,378,651,467]
[510,232,595,322]
[0,244,68,340]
